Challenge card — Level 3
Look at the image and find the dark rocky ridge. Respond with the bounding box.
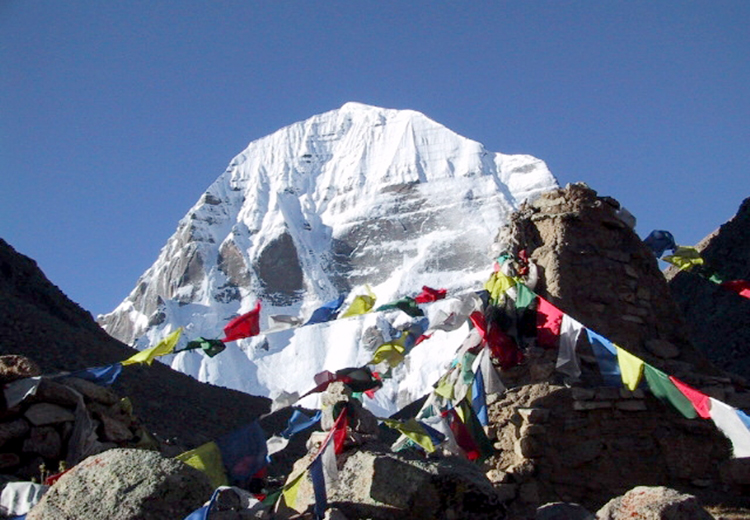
[667,197,750,380]
[0,237,271,451]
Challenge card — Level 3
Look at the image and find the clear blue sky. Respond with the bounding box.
[1,1,748,316]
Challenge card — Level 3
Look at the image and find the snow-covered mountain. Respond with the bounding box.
[98,102,557,415]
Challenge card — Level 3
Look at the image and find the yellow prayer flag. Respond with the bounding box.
[370,342,406,367]
[281,471,306,510]
[484,272,517,303]
[339,286,377,319]
[383,418,436,453]
[176,440,228,489]
[615,345,644,391]
[122,328,183,366]
[663,246,704,272]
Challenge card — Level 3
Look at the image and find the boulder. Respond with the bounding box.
[27,448,213,520]
[24,403,75,426]
[287,446,505,519]
[596,486,714,520]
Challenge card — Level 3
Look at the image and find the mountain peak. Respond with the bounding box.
[98,106,558,412]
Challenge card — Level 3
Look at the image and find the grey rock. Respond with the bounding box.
[24,403,75,426]
[644,339,680,360]
[596,486,714,520]
[0,418,30,447]
[289,448,504,519]
[27,448,212,520]
[23,426,62,459]
[59,377,119,405]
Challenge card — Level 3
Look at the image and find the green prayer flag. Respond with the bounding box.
[514,283,537,310]
[457,399,494,461]
[181,337,226,358]
[383,418,436,453]
[375,297,424,317]
[643,364,697,419]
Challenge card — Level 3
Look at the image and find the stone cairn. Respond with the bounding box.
[0,355,153,483]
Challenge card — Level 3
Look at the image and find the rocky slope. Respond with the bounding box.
[0,237,271,450]
[667,196,750,380]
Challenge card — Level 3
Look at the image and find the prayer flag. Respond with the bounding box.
[266,435,290,456]
[305,295,346,325]
[121,328,183,366]
[281,409,322,438]
[375,296,424,317]
[339,286,377,318]
[281,471,306,510]
[643,230,676,258]
[370,342,406,367]
[738,409,750,430]
[615,346,644,391]
[68,363,123,386]
[4,377,42,409]
[310,455,328,519]
[669,377,711,419]
[663,246,704,272]
[586,329,621,386]
[721,280,750,299]
[221,301,261,342]
[643,365,697,419]
[708,398,750,458]
[484,271,516,304]
[183,488,221,520]
[457,399,494,461]
[180,338,226,358]
[176,441,229,489]
[477,347,506,395]
[471,365,488,426]
[513,283,537,311]
[215,421,268,487]
[414,286,448,304]
[383,418,436,453]
[557,315,583,380]
[443,408,481,460]
[537,297,563,349]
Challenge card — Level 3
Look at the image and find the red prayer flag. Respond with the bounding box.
[537,297,564,349]
[669,376,711,419]
[470,311,523,369]
[721,280,750,299]
[221,301,262,342]
[414,286,448,304]
[443,408,480,460]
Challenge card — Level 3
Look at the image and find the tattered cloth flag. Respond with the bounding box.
[414,286,448,304]
[669,377,711,419]
[536,297,563,349]
[281,409,322,438]
[708,398,750,458]
[382,418,437,453]
[721,280,750,299]
[215,421,269,488]
[615,346,644,391]
[556,314,584,380]
[643,365,697,419]
[67,363,123,386]
[177,420,268,490]
[339,286,377,319]
[305,295,346,325]
[663,246,704,272]
[375,296,424,317]
[221,301,262,342]
[585,329,621,387]
[122,328,183,366]
[177,338,226,358]
[643,229,677,258]
[310,406,348,519]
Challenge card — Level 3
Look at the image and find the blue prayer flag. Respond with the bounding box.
[215,421,268,487]
[586,329,621,387]
[310,456,327,520]
[281,409,322,439]
[305,295,346,325]
[69,363,123,386]
[471,367,488,426]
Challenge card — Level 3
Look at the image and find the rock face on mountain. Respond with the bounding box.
[97,103,557,401]
[666,196,750,381]
[0,238,270,451]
